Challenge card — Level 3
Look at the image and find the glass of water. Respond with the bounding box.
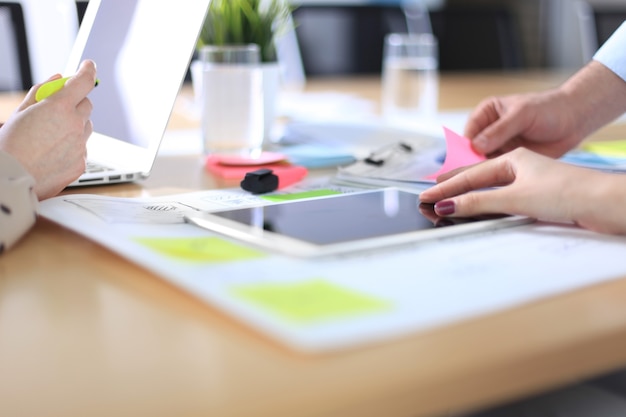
[200,44,264,158]
[381,33,439,126]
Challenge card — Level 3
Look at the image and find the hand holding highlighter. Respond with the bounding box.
[35,76,100,102]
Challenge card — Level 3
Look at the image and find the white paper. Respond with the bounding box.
[40,185,626,353]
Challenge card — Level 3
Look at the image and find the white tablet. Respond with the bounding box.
[185,189,533,257]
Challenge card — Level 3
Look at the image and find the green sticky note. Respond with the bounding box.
[135,236,265,262]
[261,189,341,202]
[582,141,626,157]
[231,279,391,324]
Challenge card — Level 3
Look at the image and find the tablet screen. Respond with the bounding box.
[211,189,503,245]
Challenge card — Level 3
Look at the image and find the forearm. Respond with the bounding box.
[559,21,626,141]
[559,60,626,141]
[566,168,626,234]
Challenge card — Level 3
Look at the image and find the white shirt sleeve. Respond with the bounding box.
[593,21,626,82]
[0,151,38,253]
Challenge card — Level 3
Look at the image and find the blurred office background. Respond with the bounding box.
[0,0,625,90]
[290,0,626,75]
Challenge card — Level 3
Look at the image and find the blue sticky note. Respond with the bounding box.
[282,144,356,168]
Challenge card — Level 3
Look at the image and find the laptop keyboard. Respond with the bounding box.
[85,161,114,174]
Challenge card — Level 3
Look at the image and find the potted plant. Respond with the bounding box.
[192,0,294,142]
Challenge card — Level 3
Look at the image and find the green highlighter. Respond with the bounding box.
[35,76,100,102]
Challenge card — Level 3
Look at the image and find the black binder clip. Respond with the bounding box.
[364,142,414,166]
[240,168,279,194]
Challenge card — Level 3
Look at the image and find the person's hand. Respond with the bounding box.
[465,89,584,158]
[419,147,626,235]
[467,61,626,159]
[0,60,97,200]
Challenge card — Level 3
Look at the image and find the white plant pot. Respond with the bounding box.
[261,62,281,143]
[190,60,281,144]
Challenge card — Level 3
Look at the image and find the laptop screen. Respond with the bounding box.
[67,0,209,150]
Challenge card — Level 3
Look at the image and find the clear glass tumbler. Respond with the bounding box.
[381,33,439,126]
[200,44,264,158]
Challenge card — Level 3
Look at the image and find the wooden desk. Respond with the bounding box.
[2,72,626,417]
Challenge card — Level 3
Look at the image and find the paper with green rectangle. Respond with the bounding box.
[261,189,341,202]
[231,279,391,324]
[135,236,265,262]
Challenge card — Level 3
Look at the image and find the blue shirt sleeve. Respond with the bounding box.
[593,21,626,82]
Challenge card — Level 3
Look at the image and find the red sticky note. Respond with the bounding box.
[426,127,486,180]
[205,156,308,189]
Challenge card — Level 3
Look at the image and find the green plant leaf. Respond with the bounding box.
[198,0,294,63]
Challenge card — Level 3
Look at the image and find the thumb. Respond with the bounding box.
[471,112,528,156]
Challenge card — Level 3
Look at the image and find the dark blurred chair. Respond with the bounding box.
[0,3,31,90]
[576,1,625,62]
[291,4,524,76]
[76,0,89,24]
[0,1,77,92]
[430,7,524,71]
[593,8,626,45]
[292,5,406,76]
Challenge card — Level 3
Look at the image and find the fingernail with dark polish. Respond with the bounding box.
[434,200,455,216]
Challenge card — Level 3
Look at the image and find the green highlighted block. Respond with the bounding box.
[261,189,341,203]
[231,279,391,324]
[135,236,265,262]
[582,140,626,157]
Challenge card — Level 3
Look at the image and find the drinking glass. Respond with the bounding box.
[200,44,264,158]
[381,33,439,125]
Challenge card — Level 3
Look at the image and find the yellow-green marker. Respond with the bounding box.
[35,76,100,102]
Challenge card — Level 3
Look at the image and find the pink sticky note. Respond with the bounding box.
[215,152,286,166]
[426,127,486,180]
[205,155,308,189]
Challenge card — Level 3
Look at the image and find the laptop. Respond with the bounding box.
[64,0,210,186]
